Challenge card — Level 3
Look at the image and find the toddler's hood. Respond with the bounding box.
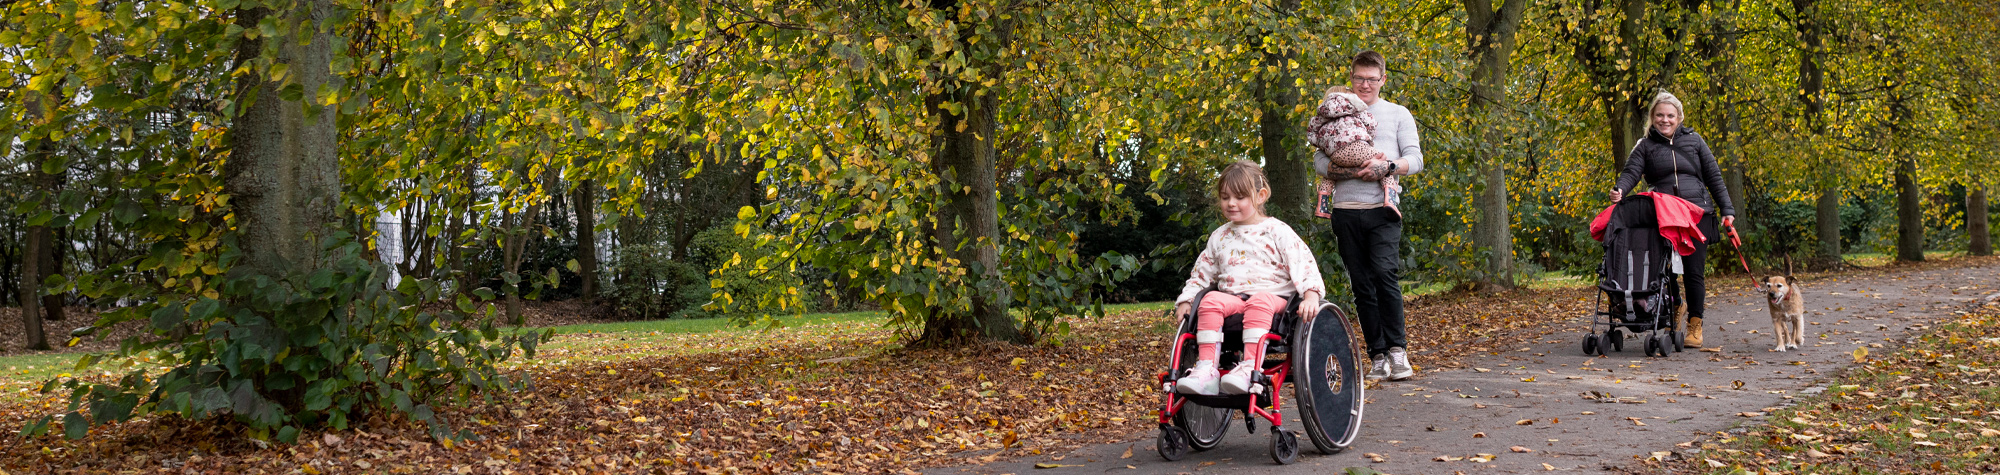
[1316,92,1367,119]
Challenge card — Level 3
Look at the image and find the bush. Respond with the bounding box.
[692,227,810,324]
[602,244,708,319]
[33,236,549,442]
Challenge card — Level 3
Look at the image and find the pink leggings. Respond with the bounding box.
[1195,292,1286,363]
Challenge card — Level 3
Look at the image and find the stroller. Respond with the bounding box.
[1583,194,1687,357]
[1154,288,1365,464]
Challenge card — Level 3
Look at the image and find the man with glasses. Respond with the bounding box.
[1314,50,1423,381]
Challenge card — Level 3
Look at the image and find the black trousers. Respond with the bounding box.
[1328,207,1405,357]
[1672,215,1720,321]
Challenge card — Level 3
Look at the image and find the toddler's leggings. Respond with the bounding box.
[1195,292,1286,363]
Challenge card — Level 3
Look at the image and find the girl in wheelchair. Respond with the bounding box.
[1172,160,1326,396]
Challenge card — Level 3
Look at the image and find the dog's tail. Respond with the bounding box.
[1784,254,1795,281]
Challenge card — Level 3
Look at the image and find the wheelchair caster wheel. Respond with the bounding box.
[1582,334,1600,356]
[1270,429,1299,465]
[1158,425,1190,461]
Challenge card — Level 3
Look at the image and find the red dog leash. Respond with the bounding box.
[1725,224,1754,289]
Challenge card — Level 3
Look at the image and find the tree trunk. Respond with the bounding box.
[17,91,56,351]
[221,1,341,279]
[1894,157,1923,262]
[1257,0,1308,223]
[1465,0,1529,290]
[1793,0,1841,268]
[922,85,1020,344]
[1815,186,1842,262]
[1971,183,1991,256]
[502,202,545,326]
[39,227,63,321]
[574,181,598,300]
[20,226,47,351]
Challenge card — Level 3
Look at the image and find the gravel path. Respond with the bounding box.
[936,261,2000,474]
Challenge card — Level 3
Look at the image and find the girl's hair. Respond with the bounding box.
[1218,160,1270,200]
[1646,91,1685,129]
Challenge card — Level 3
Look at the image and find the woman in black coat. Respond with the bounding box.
[1609,91,1736,349]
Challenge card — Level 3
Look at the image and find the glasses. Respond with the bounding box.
[1350,76,1384,85]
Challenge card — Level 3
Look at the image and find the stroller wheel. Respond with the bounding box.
[1672,331,1686,352]
[1270,428,1300,465]
[1158,425,1191,461]
[1643,334,1659,357]
[1607,329,1625,352]
[1582,334,1600,356]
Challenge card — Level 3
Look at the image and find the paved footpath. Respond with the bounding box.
[935,262,2000,474]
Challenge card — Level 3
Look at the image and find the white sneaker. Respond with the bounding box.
[1365,358,1389,381]
[1176,360,1221,395]
[1219,361,1259,394]
[1387,347,1415,380]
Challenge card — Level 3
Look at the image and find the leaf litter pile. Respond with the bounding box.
[5,258,1992,473]
[1641,299,2000,475]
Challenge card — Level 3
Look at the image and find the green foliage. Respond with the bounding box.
[690,227,808,325]
[28,236,549,442]
[601,244,707,320]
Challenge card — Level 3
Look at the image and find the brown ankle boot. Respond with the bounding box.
[1685,317,1705,348]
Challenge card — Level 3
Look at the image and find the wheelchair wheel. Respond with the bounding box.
[1175,401,1232,451]
[1157,425,1190,461]
[1291,304,1364,455]
[1270,428,1300,465]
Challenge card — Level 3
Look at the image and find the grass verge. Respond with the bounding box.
[1645,300,2000,474]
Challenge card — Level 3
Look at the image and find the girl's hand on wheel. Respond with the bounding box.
[1175,302,1193,321]
[1299,296,1321,323]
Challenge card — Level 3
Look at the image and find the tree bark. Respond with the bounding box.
[574,181,598,300]
[922,85,1019,344]
[221,0,341,279]
[20,226,47,351]
[1971,183,1991,256]
[1465,0,1529,290]
[39,227,63,321]
[1894,157,1923,262]
[502,201,545,325]
[1815,187,1842,261]
[1793,0,1842,267]
[17,91,55,351]
[1257,0,1308,223]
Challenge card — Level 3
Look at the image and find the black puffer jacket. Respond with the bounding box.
[1616,126,1735,217]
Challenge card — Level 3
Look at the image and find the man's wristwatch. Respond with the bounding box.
[1386,160,1397,175]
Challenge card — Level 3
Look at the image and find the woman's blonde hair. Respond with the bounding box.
[1646,91,1685,130]
[1218,160,1269,201]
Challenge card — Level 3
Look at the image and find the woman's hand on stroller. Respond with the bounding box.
[1610,188,1623,202]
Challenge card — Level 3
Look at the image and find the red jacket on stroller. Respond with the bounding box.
[1589,192,1707,256]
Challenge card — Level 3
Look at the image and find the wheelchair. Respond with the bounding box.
[1154,289,1366,464]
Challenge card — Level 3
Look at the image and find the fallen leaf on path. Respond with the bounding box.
[1510,446,1533,453]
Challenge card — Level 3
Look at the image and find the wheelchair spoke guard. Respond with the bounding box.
[1290,304,1364,454]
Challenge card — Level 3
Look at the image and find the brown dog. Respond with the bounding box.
[1761,275,1806,351]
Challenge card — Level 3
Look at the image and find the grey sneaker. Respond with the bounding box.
[1365,358,1389,381]
[1387,347,1415,380]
